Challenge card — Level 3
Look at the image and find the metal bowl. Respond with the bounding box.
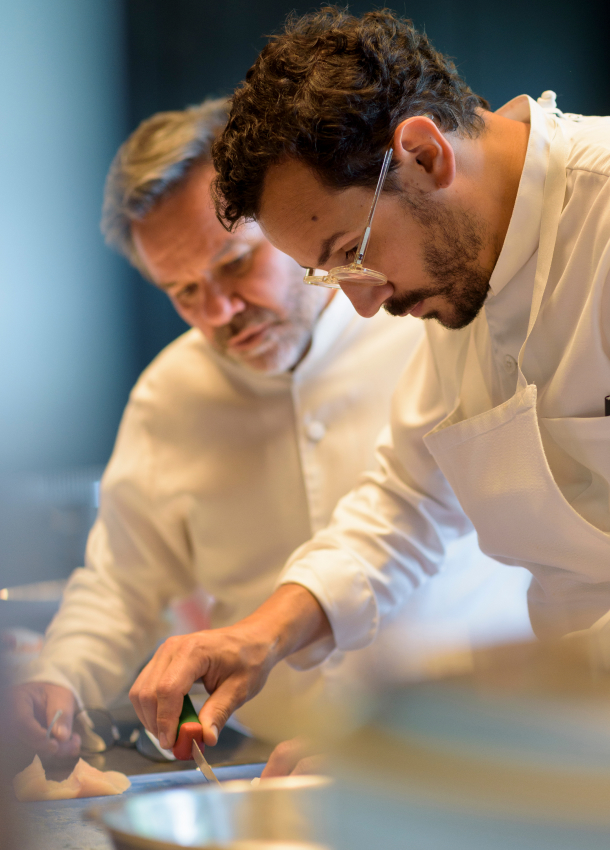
[89,775,332,850]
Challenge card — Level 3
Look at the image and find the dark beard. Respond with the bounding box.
[384,194,494,330]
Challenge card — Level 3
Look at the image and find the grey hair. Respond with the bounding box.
[101,97,230,276]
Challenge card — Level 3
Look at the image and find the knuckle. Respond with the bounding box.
[138,687,156,708]
[156,681,175,700]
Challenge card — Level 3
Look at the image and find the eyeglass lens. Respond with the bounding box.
[304,147,393,289]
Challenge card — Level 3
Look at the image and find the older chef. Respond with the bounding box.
[127,8,610,753]
[15,96,530,756]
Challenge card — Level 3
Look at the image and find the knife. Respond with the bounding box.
[46,708,63,740]
[192,738,221,784]
[172,693,221,783]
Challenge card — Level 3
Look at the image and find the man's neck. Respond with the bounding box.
[453,109,531,264]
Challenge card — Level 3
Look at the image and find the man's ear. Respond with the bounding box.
[392,116,456,194]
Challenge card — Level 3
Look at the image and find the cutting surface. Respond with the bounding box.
[21,763,265,850]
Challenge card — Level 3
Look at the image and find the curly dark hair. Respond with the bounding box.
[212,6,489,230]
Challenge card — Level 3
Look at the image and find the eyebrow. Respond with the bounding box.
[317,230,348,268]
[155,238,243,292]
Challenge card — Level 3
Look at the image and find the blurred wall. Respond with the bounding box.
[0,1,140,585]
[0,0,138,476]
[126,0,610,120]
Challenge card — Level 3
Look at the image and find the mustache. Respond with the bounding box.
[213,305,279,346]
[383,286,441,317]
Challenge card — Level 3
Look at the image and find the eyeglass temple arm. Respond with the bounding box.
[355,147,394,266]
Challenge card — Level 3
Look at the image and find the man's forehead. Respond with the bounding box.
[259,158,359,265]
[133,196,262,286]
[261,159,332,227]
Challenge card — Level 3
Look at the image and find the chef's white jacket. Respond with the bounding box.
[280,95,610,667]
[23,292,532,737]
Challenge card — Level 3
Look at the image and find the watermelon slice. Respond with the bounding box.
[172,694,204,760]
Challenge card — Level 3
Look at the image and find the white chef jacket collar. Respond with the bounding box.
[487,95,553,297]
[292,290,357,381]
[200,290,357,394]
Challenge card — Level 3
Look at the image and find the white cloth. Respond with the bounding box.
[22,290,532,739]
[280,95,610,664]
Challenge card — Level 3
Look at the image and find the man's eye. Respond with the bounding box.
[219,250,252,276]
[175,283,199,303]
[344,246,358,262]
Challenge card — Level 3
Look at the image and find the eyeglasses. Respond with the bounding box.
[304,147,394,290]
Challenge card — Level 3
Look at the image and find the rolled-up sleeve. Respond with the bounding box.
[278,338,474,667]
[18,394,196,707]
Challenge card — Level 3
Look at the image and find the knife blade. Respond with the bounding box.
[46,709,63,740]
[192,738,221,784]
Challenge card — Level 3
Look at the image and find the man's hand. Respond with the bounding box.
[261,737,326,778]
[129,584,331,750]
[13,683,80,757]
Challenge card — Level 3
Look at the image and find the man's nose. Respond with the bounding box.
[339,281,394,318]
[199,282,245,326]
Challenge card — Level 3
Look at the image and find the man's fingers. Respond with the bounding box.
[130,626,274,750]
[58,732,82,758]
[198,677,249,746]
[45,688,76,742]
[12,683,78,757]
[156,683,188,750]
[14,705,57,753]
[261,737,309,778]
[291,754,326,776]
[130,651,171,737]
[128,676,146,729]
[130,639,187,742]
[130,677,161,740]
[13,688,47,744]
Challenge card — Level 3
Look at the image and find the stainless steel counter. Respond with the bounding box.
[21,763,266,850]
[18,715,273,850]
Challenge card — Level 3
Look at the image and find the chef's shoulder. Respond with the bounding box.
[564,111,610,178]
[126,328,229,417]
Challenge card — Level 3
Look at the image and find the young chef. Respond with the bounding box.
[127,7,610,755]
[14,96,530,757]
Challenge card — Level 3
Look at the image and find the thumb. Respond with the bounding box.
[198,678,247,746]
[47,689,76,742]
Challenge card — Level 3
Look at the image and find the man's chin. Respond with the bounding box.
[393,288,488,331]
[224,342,295,375]
[425,303,486,331]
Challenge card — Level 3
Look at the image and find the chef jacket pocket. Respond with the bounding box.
[539,414,610,533]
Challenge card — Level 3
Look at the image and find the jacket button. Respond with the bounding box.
[504,354,517,374]
[306,421,326,442]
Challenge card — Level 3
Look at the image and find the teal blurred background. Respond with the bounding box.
[0,0,608,586]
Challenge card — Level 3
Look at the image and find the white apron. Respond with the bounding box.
[423,118,610,640]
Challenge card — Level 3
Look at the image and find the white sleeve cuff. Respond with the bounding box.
[277,549,379,669]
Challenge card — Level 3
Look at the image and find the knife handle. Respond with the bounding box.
[172,694,204,760]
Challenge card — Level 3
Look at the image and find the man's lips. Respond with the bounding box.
[408,300,425,318]
[393,299,424,318]
[227,322,274,350]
